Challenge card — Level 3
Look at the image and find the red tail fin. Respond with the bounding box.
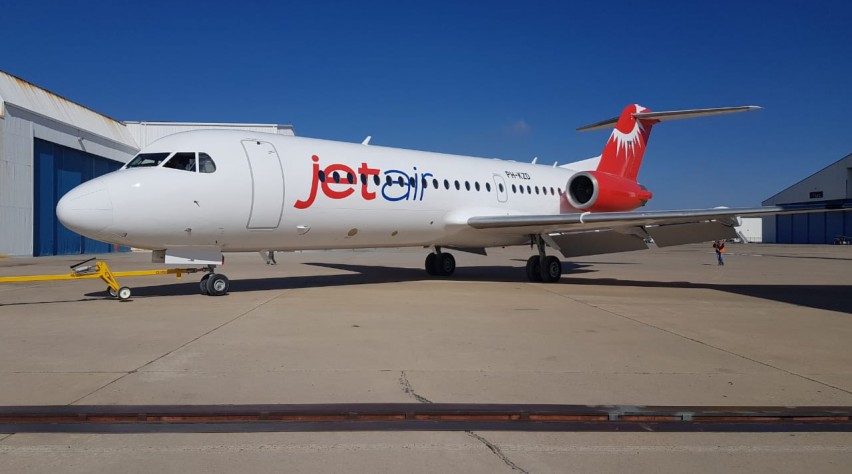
[596,104,656,181]
[578,104,760,181]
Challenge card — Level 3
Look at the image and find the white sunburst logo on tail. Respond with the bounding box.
[607,105,647,164]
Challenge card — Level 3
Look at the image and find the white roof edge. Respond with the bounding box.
[0,70,137,148]
[762,152,852,205]
[123,121,294,129]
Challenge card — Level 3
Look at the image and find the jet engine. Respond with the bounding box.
[565,171,653,212]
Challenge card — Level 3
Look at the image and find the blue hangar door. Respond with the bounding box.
[775,210,852,244]
[33,139,127,256]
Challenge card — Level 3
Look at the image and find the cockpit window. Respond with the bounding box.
[163,152,197,172]
[125,152,171,168]
[199,153,216,173]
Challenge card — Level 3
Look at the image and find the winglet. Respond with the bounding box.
[362,136,372,145]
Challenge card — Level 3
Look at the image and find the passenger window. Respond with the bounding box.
[558,188,562,195]
[511,184,517,193]
[486,182,491,192]
[454,180,460,190]
[444,179,450,190]
[464,181,470,191]
[347,173,355,184]
[550,187,555,195]
[163,152,197,172]
[333,171,341,183]
[422,177,428,188]
[498,183,503,192]
[527,185,532,194]
[475,182,480,191]
[199,153,217,173]
[432,178,439,189]
[397,176,405,186]
[520,185,524,194]
[319,170,326,182]
[535,186,540,195]
[410,177,416,187]
[126,152,171,168]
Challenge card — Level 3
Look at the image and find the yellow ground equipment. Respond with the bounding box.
[0,257,205,301]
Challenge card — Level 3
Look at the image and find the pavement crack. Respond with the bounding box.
[0,434,13,444]
[536,285,852,397]
[467,432,529,473]
[66,294,285,405]
[397,372,527,472]
[399,371,432,404]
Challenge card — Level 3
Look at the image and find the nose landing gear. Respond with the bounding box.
[199,266,229,296]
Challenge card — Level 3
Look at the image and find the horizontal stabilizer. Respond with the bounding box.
[577,106,761,132]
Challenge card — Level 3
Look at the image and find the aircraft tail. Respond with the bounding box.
[577,105,760,181]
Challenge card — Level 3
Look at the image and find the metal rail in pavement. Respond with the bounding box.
[2,404,852,433]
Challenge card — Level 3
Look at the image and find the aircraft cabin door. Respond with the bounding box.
[493,174,508,203]
[242,140,285,229]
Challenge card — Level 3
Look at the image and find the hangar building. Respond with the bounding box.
[0,70,294,257]
[762,153,852,244]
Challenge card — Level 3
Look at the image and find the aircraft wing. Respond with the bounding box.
[467,204,847,258]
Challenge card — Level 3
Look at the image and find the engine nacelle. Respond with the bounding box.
[566,171,653,212]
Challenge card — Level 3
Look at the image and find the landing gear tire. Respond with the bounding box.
[107,287,118,297]
[117,287,132,301]
[525,256,542,282]
[205,273,229,296]
[425,253,437,276]
[437,253,455,276]
[540,256,562,283]
[426,252,455,276]
[199,274,211,295]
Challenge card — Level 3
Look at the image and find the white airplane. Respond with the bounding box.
[55,104,830,297]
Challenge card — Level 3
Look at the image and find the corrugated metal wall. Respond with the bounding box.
[33,139,125,256]
[0,111,35,256]
[775,210,852,244]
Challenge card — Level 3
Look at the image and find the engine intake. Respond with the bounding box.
[566,171,652,212]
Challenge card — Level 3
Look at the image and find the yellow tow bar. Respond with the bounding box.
[0,258,206,301]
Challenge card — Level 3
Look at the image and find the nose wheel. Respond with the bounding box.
[200,271,229,296]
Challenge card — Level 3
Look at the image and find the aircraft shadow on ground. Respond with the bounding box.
[558,277,852,315]
[96,263,595,299]
[71,262,852,314]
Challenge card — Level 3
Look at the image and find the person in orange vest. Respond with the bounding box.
[712,240,726,265]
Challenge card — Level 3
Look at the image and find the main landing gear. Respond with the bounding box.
[425,247,456,276]
[199,266,230,296]
[526,235,562,283]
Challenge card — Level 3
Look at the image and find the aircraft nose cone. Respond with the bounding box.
[56,182,114,237]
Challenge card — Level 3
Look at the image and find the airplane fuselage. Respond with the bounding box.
[59,130,587,253]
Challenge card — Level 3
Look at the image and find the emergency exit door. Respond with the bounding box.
[242,140,284,229]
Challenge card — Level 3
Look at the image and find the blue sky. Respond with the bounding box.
[4,0,851,209]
